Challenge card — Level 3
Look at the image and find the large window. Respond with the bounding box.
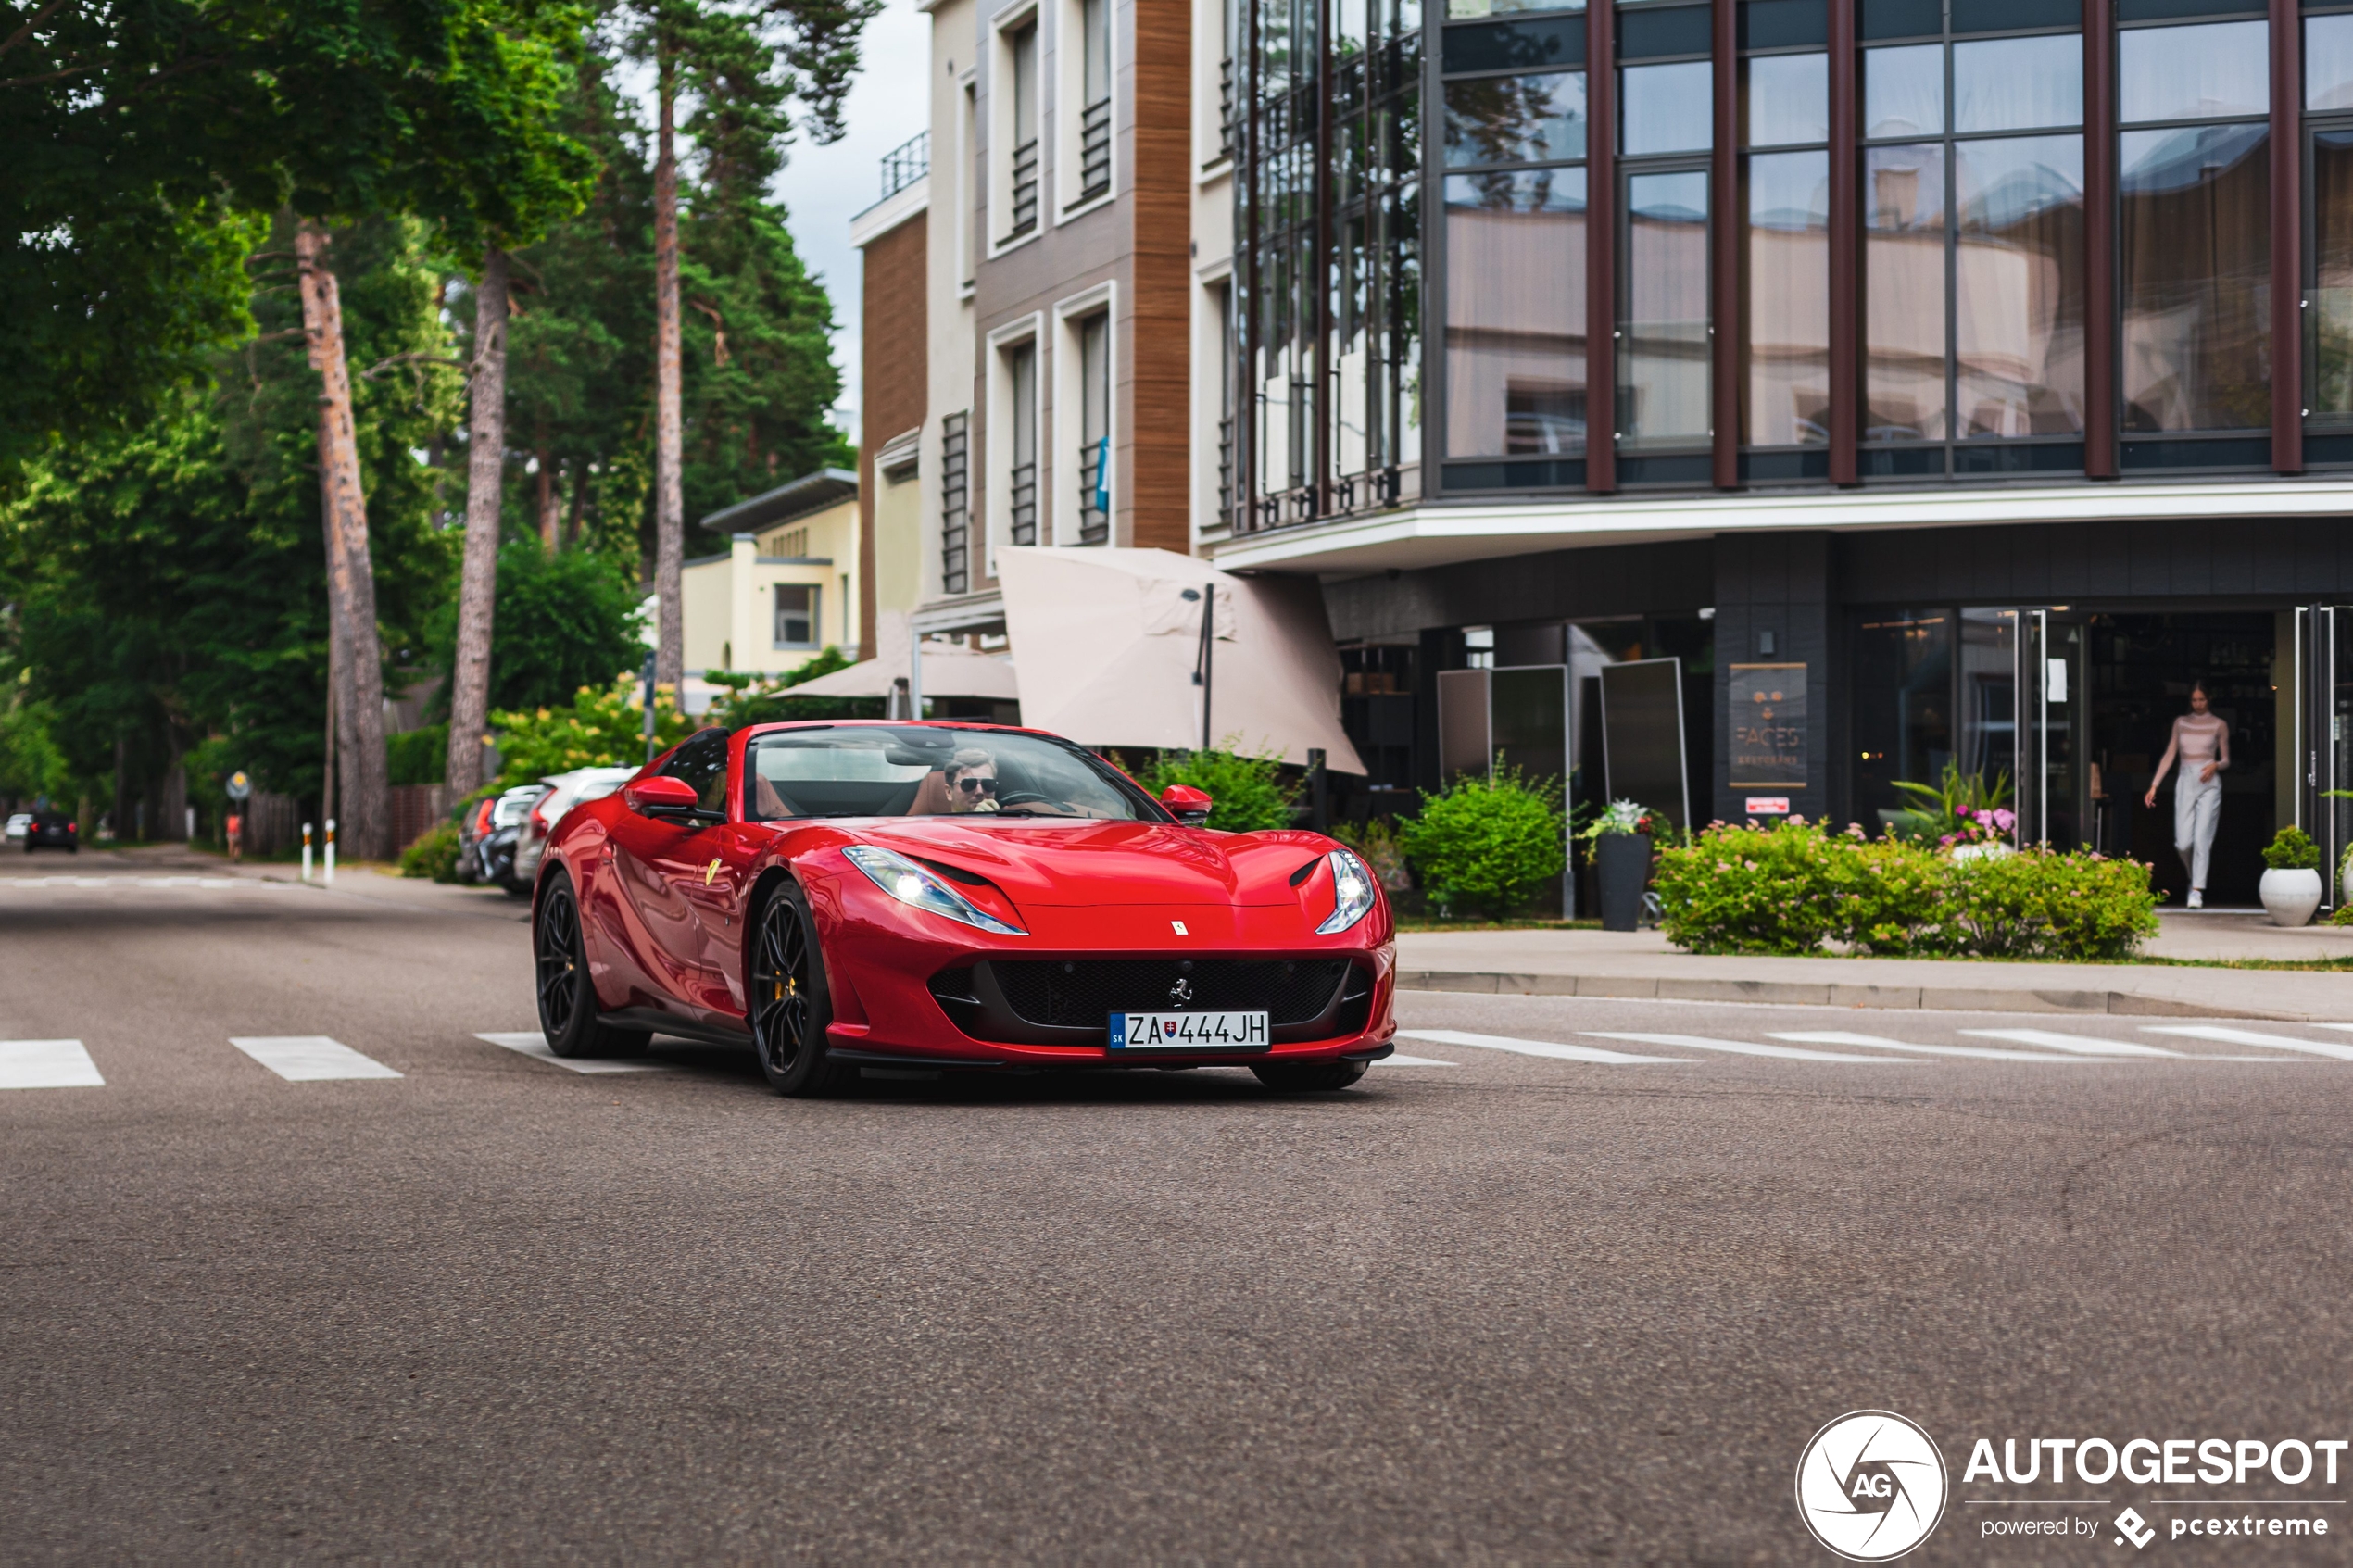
[2119,17,2270,460]
[1005,341,1038,546]
[774,584,820,649]
[1860,8,2085,478]
[1076,311,1110,543]
[1742,20,1831,470]
[1617,48,1712,470]
[2309,13,2353,434]
[1004,19,1040,242]
[1239,0,1421,529]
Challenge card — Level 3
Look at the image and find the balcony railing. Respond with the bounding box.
[880,131,928,201]
[1076,98,1111,204]
[1216,414,1234,521]
[1009,458,1038,546]
[1078,437,1108,544]
[1008,139,1039,239]
[1215,56,1235,166]
[939,411,970,595]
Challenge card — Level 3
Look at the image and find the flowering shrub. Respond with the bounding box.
[1654,819,2160,960]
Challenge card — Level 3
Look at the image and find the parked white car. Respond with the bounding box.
[510,766,639,890]
[4,812,30,843]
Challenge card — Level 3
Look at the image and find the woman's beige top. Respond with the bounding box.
[2153,712,2231,789]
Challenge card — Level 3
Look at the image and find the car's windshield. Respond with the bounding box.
[745,726,1163,822]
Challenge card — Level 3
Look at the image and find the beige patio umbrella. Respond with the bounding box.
[785,611,1018,707]
[994,546,1363,771]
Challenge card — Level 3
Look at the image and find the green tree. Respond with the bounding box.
[1139,746,1301,834]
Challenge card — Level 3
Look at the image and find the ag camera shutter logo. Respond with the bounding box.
[1795,1411,1949,1561]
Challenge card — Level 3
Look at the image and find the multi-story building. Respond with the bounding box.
[870,0,2353,910]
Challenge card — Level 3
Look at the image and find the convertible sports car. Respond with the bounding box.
[532,720,1395,1095]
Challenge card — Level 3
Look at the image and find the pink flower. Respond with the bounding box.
[1994,809,2016,831]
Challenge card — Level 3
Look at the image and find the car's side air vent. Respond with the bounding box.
[1334,963,1376,1035]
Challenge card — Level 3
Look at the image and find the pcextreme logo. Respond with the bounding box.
[1796,1411,1951,1561]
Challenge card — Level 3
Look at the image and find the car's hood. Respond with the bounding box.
[845,818,1335,907]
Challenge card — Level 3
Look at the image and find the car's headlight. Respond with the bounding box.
[842,845,1026,935]
[1316,847,1377,935]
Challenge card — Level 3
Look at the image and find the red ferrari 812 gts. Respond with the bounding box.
[532,721,1396,1094]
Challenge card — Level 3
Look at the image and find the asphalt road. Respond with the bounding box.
[5,853,2351,1562]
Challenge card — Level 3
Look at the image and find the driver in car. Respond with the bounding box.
[945,747,1000,813]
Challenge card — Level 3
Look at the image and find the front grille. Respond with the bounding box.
[987,959,1351,1029]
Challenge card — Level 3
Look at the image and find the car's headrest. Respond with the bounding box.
[908,771,953,816]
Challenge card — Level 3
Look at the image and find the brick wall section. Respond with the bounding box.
[1126,0,1191,553]
[859,212,928,659]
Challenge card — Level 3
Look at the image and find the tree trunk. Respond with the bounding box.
[447,245,510,802]
[296,220,392,861]
[652,44,686,690]
[564,457,588,547]
[536,434,559,552]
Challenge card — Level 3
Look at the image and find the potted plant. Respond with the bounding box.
[2259,825,2324,928]
[1579,799,1656,932]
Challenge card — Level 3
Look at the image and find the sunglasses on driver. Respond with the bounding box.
[956,776,998,796]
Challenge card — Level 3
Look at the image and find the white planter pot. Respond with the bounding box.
[2342,857,2353,909]
[2259,867,2323,928]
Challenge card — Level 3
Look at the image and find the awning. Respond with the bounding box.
[994,547,1364,772]
[785,612,1018,701]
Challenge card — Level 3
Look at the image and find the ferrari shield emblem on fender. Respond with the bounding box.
[704,858,722,886]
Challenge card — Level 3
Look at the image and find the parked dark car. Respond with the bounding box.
[21,809,77,852]
[468,784,549,895]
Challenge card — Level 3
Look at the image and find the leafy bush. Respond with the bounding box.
[426,542,649,717]
[1655,820,2160,960]
[1398,766,1566,919]
[2262,824,2322,871]
[398,817,462,882]
[489,679,697,792]
[1331,815,1412,892]
[1888,763,2014,844]
[705,647,883,726]
[1139,742,1299,833]
[386,724,447,786]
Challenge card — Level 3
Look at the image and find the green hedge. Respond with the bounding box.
[1654,820,2161,960]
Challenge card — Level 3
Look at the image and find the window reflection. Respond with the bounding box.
[1745,52,1828,147]
[1744,150,1831,445]
[1448,0,1582,14]
[1445,170,1589,456]
[1865,143,1948,442]
[1621,170,1711,449]
[2119,21,2269,125]
[1443,70,1587,165]
[1865,44,1944,140]
[1952,34,2082,133]
[2120,124,2269,432]
[2309,15,2353,113]
[1955,135,2085,436]
[2312,129,2353,421]
[1622,60,1713,156]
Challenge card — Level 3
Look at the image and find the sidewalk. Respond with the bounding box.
[1395,910,2353,1022]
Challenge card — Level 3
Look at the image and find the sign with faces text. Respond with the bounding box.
[1728,663,1806,788]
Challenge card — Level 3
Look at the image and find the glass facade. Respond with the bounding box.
[1237,0,1422,531]
[1227,0,2347,525]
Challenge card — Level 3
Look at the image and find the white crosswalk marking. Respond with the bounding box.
[229,1035,402,1081]
[1583,1032,1920,1063]
[2142,1025,2353,1060]
[1959,1029,2181,1058]
[1398,1029,1692,1065]
[0,1039,105,1089]
[474,1032,674,1074]
[1768,1031,2112,1062]
[1380,1052,1459,1067]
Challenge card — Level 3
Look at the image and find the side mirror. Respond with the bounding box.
[1161,785,1213,827]
[624,775,700,819]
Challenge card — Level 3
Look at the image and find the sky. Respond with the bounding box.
[768,0,933,448]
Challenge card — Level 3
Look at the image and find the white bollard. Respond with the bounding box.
[324,817,336,885]
[302,822,313,883]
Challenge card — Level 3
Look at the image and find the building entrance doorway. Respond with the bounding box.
[2079,613,2280,909]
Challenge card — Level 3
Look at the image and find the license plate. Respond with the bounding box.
[1108,1010,1270,1051]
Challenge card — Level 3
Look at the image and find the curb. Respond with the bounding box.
[1392,970,2305,1022]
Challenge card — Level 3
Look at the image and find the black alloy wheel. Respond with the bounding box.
[1250,1059,1369,1093]
[750,883,849,1096]
[535,872,648,1060]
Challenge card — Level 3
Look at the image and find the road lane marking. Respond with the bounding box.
[1583,1032,1920,1063]
[1380,1053,1459,1067]
[474,1032,674,1074]
[1398,1029,1692,1065]
[1959,1029,2181,1058]
[1768,1031,2112,1062]
[2142,1025,2353,1060]
[228,1036,402,1081]
[0,1040,104,1089]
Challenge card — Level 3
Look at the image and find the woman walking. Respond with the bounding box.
[2144,682,2230,908]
